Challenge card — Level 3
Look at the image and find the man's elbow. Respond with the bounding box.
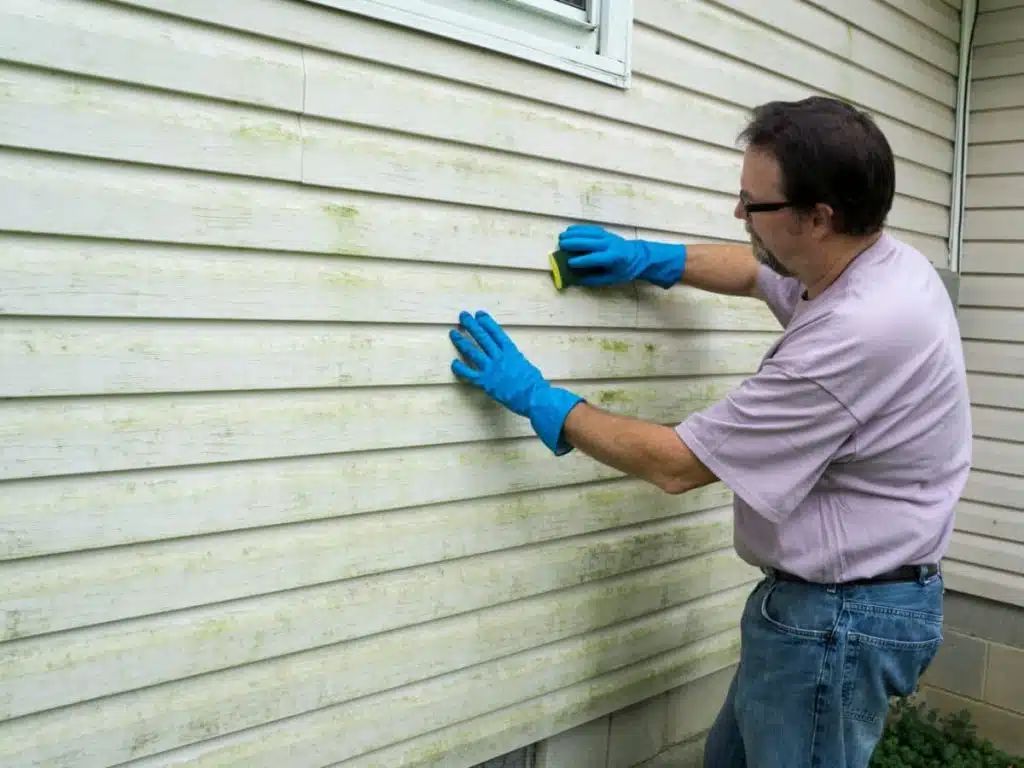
[654,473,694,495]
[653,452,717,495]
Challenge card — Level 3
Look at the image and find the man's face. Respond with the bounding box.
[734,149,798,278]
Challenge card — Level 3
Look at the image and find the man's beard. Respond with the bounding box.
[748,226,793,278]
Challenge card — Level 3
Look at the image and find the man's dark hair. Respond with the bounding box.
[738,96,896,236]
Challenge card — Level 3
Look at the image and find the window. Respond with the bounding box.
[322,0,634,87]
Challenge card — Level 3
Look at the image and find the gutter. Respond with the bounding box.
[940,0,980,309]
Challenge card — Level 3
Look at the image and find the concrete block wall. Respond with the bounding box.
[533,665,733,768]
[918,591,1024,758]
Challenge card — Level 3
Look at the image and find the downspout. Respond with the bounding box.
[943,0,980,308]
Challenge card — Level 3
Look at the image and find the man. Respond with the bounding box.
[448,96,972,767]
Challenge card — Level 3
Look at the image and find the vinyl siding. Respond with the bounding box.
[0,0,958,765]
[950,0,1024,609]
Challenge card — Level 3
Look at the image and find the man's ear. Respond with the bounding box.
[810,202,835,239]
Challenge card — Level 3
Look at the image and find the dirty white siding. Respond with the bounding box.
[0,0,958,766]
[949,0,1024,608]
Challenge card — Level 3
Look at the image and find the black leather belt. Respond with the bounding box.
[771,563,939,586]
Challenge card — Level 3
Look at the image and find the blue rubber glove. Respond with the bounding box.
[449,310,584,456]
[557,224,687,289]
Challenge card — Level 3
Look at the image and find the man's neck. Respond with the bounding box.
[800,231,882,300]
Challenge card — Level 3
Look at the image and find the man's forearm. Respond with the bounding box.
[679,243,762,298]
[561,402,718,494]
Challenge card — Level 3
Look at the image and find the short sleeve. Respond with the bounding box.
[675,361,860,523]
[756,265,803,327]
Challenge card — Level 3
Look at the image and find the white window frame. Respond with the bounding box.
[320,0,634,88]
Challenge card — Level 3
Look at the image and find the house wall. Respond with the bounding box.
[0,0,959,766]
[942,0,1024,612]
[917,0,1024,757]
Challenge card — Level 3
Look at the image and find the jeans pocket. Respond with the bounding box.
[759,580,835,640]
[842,621,943,723]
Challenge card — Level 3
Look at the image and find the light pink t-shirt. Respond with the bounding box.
[676,232,972,583]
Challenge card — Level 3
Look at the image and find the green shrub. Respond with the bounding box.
[870,697,1021,768]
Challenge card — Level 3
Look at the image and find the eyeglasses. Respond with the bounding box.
[739,192,794,214]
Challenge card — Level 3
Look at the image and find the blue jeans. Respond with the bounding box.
[703,567,944,768]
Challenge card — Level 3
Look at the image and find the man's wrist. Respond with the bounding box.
[637,241,687,289]
[528,384,585,456]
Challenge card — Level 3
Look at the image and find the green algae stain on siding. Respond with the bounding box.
[233,121,301,143]
[596,388,634,407]
[323,203,359,222]
[598,339,631,353]
[322,203,373,257]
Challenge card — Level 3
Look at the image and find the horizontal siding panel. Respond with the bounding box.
[802,0,959,72]
[0,0,305,109]
[972,74,1024,110]
[962,469,1024,508]
[694,0,956,104]
[0,486,733,641]
[0,375,745,482]
[886,224,954,269]
[966,141,1024,173]
[333,631,741,768]
[881,228,949,266]
[0,158,607,271]
[972,436,1024,475]
[970,107,1024,142]
[304,52,747,199]
[960,275,1024,308]
[0,237,779,331]
[972,41,1024,79]
[947,532,1024,574]
[955,500,1024,543]
[0,319,777,398]
[963,208,1024,239]
[942,560,1024,607]
[979,0,1024,11]
[961,242,1024,274]
[115,614,743,768]
[298,118,737,238]
[0,146,749,250]
[973,5,1024,46]
[968,372,1024,407]
[883,0,961,40]
[971,405,1024,441]
[0,438,632,561]
[0,523,745,743]
[966,173,1024,207]
[959,308,1024,341]
[0,556,755,764]
[635,0,954,140]
[963,340,1024,374]
[0,64,304,180]
[632,24,953,175]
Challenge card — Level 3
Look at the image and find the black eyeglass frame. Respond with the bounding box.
[739,192,795,214]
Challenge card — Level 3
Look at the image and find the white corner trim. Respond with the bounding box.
[948,0,979,275]
[319,0,633,88]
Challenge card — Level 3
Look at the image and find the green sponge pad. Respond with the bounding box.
[549,249,600,290]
